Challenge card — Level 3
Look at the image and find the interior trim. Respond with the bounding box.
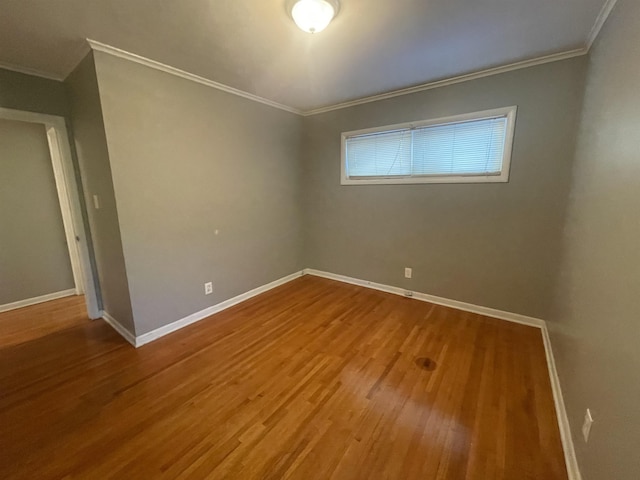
[101,271,306,348]
[0,289,76,314]
[587,0,619,50]
[0,60,64,81]
[302,49,587,116]
[304,268,546,327]
[86,39,303,116]
[0,107,101,319]
[85,39,586,118]
[303,268,580,480]
[542,322,583,480]
[95,266,583,479]
[0,2,618,116]
[99,267,580,479]
[101,311,137,346]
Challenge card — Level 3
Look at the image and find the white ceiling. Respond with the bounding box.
[0,0,610,112]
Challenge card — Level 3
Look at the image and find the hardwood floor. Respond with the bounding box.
[0,276,567,479]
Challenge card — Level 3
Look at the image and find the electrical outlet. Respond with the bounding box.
[404,267,412,279]
[93,194,100,210]
[204,282,213,295]
[582,408,593,442]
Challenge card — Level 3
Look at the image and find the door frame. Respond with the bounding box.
[0,107,100,318]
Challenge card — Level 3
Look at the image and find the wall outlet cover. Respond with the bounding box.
[404,267,412,279]
[204,282,213,295]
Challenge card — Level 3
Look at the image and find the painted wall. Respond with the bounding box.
[0,68,68,117]
[92,51,304,335]
[302,57,587,320]
[0,118,75,304]
[65,53,135,332]
[549,1,640,478]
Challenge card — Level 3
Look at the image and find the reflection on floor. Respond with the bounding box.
[0,276,567,479]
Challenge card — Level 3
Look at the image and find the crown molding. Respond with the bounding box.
[0,60,63,81]
[0,0,619,112]
[87,39,303,115]
[302,48,588,116]
[303,0,620,116]
[586,0,619,50]
[85,39,588,118]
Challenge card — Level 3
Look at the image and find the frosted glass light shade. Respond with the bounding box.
[291,0,338,34]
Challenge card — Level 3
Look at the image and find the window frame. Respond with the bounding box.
[340,106,518,185]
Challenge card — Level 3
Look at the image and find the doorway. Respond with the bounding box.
[0,107,99,319]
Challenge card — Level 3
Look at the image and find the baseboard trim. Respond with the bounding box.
[541,325,582,480]
[0,289,76,313]
[303,268,545,328]
[96,266,579,479]
[101,311,137,347]
[135,270,305,347]
[303,268,579,479]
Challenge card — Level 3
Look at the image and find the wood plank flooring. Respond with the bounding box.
[0,276,567,479]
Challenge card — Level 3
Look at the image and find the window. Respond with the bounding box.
[341,106,517,185]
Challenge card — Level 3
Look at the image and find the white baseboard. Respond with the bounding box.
[0,289,76,313]
[96,266,579,479]
[303,267,579,480]
[135,270,305,347]
[541,325,582,480]
[303,268,545,328]
[101,311,137,347]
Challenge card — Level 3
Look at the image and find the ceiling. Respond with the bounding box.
[0,0,610,112]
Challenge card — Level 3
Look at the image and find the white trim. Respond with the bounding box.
[45,125,85,295]
[302,268,579,479]
[0,0,617,117]
[0,60,64,81]
[0,289,76,313]
[135,271,305,347]
[303,269,545,327]
[0,107,101,319]
[303,49,587,116]
[586,0,619,50]
[340,106,517,185]
[96,265,579,479]
[101,311,137,347]
[0,108,66,131]
[541,324,582,480]
[86,39,303,116]
[84,41,585,117]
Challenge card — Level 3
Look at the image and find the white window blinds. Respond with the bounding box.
[342,107,516,185]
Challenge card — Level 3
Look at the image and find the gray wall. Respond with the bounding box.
[302,57,587,319]
[92,51,304,335]
[0,118,75,304]
[65,53,135,332]
[550,1,640,479]
[0,68,68,117]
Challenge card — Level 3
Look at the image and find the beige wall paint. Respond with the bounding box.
[0,118,75,304]
[302,57,587,319]
[92,51,304,335]
[65,53,135,333]
[550,1,640,478]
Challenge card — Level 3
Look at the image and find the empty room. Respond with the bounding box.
[0,0,637,479]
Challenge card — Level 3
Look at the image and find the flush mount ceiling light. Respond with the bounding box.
[289,0,340,34]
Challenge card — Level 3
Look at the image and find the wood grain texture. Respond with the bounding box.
[0,276,567,479]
